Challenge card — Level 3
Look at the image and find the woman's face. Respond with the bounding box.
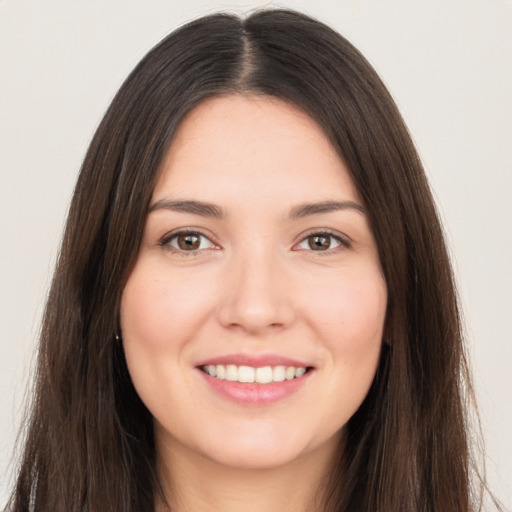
[121,95,387,470]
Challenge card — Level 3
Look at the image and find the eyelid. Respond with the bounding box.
[158,227,350,255]
[292,228,351,252]
[159,228,220,254]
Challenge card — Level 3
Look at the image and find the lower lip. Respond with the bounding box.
[198,369,312,405]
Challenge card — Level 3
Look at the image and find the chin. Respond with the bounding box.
[188,421,343,471]
[205,441,301,470]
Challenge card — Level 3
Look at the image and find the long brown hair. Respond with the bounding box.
[9,9,487,511]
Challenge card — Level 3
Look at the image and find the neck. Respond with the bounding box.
[155,435,340,512]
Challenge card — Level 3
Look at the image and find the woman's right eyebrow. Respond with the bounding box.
[148,199,225,218]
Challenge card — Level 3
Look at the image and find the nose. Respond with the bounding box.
[216,248,296,335]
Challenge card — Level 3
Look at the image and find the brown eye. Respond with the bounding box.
[308,235,331,250]
[165,231,215,252]
[296,232,344,252]
[177,234,201,250]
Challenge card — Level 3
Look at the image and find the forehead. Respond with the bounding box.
[154,94,361,205]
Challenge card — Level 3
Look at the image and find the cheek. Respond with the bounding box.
[120,265,217,349]
[119,265,216,407]
[289,267,387,444]
[307,270,386,340]
[302,267,387,380]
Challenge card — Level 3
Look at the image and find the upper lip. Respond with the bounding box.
[196,354,312,368]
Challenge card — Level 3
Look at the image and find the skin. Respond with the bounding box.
[121,95,387,512]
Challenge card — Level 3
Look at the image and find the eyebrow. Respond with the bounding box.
[148,199,224,218]
[288,200,366,218]
[148,198,366,219]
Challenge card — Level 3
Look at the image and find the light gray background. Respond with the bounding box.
[1,0,511,508]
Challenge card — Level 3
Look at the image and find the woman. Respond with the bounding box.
[7,9,496,512]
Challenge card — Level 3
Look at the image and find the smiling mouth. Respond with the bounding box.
[200,364,312,384]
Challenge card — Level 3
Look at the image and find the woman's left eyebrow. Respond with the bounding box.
[288,200,366,218]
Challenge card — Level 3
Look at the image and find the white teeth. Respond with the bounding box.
[295,367,306,378]
[203,364,309,384]
[216,365,225,379]
[285,366,296,380]
[255,366,273,384]
[238,365,255,383]
[225,364,238,381]
[272,365,286,382]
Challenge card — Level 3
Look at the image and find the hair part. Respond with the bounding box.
[9,9,487,512]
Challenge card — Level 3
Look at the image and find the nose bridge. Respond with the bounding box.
[217,240,294,333]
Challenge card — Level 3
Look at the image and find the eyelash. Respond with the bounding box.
[294,229,351,254]
[159,229,217,256]
[159,228,351,256]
